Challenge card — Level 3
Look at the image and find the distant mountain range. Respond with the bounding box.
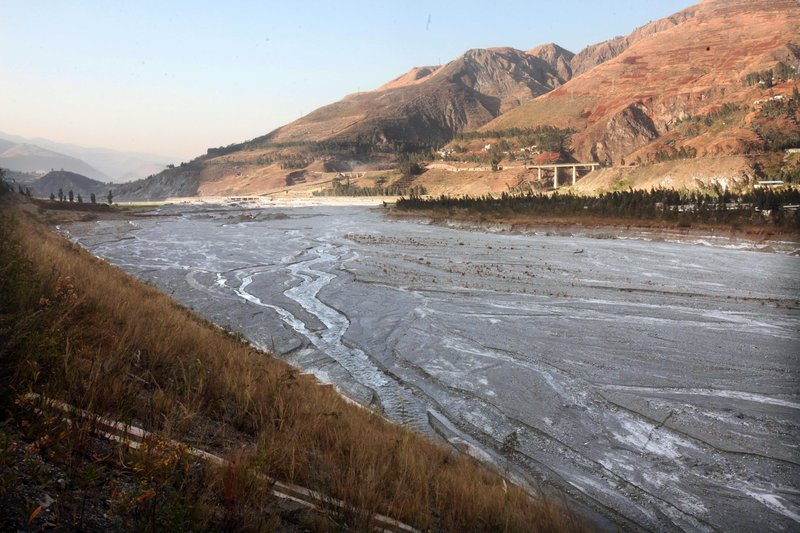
[0,132,175,183]
[114,0,800,199]
[0,139,107,181]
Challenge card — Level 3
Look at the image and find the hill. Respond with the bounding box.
[32,169,108,200]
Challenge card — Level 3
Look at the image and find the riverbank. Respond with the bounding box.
[161,195,399,208]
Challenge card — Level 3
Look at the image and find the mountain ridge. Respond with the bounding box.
[261,44,576,148]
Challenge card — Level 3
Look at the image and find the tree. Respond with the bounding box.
[25,187,31,197]
[90,193,96,204]
[77,194,83,203]
[0,168,8,196]
[489,145,504,171]
[107,190,113,205]
[58,188,64,202]
[68,190,74,202]
[397,153,423,176]
[50,192,56,201]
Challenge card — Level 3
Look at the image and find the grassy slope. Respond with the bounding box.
[0,196,582,532]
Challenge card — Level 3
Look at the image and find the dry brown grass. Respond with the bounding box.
[0,198,584,532]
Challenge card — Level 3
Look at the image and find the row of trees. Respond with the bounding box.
[0,170,117,205]
[742,62,799,88]
[651,145,699,162]
[396,188,800,228]
[312,178,427,197]
[48,188,113,204]
[0,169,10,196]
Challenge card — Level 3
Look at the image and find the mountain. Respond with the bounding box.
[263,45,575,147]
[0,132,173,182]
[117,45,578,200]
[31,170,108,199]
[119,0,799,199]
[0,139,16,153]
[0,143,108,181]
[483,0,800,166]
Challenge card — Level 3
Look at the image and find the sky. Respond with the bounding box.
[1,1,694,161]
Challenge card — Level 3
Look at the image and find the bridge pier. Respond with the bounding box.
[526,162,600,189]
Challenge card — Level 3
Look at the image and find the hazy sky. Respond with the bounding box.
[1,1,693,161]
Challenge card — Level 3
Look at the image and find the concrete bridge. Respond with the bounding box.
[525,162,601,188]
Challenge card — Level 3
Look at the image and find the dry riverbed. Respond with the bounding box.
[62,202,800,532]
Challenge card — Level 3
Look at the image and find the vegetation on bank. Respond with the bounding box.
[396,188,800,230]
[0,192,581,531]
[312,182,427,197]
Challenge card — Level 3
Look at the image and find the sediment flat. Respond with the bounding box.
[65,204,800,532]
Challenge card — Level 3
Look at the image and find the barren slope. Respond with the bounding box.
[485,0,800,164]
[264,46,574,147]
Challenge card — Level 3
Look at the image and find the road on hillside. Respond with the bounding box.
[66,204,800,532]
